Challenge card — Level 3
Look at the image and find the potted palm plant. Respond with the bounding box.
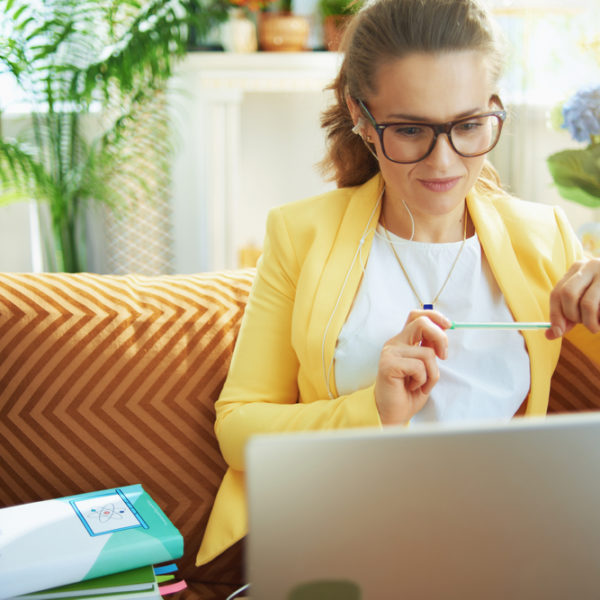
[0,0,228,272]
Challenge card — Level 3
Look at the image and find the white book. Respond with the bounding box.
[0,485,183,599]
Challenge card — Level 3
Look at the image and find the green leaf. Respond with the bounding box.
[547,144,600,208]
[0,182,32,205]
[14,15,36,33]
[0,0,223,271]
[0,139,49,199]
[11,4,28,23]
[318,0,363,18]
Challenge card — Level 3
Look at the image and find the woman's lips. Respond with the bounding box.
[418,177,462,192]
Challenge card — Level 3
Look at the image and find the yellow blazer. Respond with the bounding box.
[196,173,592,566]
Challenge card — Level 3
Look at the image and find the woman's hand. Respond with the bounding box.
[375,310,451,425]
[546,258,600,340]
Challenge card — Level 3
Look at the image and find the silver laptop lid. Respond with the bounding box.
[246,413,600,600]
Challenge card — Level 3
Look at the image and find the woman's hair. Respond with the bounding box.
[319,0,507,192]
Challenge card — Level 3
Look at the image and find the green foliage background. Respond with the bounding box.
[317,0,362,18]
[0,0,228,271]
[547,143,600,209]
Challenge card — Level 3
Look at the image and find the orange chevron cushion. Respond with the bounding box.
[0,268,597,598]
[548,330,600,414]
[0,269,255,599]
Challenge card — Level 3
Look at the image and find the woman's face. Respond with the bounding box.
[358,51,497,219]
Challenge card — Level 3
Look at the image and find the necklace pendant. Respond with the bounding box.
[423,303,434,310]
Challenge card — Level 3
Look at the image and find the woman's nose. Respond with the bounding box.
[423,133,456,169]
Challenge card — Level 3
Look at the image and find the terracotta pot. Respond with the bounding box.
[258,12,310,51]
[323,14,353,51]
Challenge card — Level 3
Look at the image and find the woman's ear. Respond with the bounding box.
[346,96,368,137]
[345,95,377,155]
[490,94,504,110]
[346,95,363,130]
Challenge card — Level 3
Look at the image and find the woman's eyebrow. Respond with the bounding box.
[384,107,485,121]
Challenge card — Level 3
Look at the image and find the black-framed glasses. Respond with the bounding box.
[355,98,506,164]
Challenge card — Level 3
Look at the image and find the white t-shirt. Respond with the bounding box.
[334,225,530,422]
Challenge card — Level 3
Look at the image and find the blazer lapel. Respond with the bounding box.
[308,175,384,399]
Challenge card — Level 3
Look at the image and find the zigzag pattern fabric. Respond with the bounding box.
[0,268,597,598]
[548,338,600,413]
[0,269,255,598]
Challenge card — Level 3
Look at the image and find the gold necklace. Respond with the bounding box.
[381,205,468,310]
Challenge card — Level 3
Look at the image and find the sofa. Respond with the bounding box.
[1,269,599,599]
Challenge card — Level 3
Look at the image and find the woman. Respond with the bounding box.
[196,0,600,566]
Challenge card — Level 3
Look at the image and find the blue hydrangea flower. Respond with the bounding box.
[562,85,600,143]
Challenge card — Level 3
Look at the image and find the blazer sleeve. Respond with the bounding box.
[554,205,584,265]
[214,207,382,472]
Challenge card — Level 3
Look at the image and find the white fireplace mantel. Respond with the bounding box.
[170,51,341,273]
[182,51,342,93]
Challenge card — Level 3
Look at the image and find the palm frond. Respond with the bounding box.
[0,138,51,203]
[0,0,226,271]
[74,1,194,102]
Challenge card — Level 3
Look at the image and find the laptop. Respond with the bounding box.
[246,412,600,600]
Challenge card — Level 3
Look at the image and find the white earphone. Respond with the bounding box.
[352,118,379,160]
[352,118,367,135]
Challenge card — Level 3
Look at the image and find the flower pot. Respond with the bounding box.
[258,12,310,52]
[323,14,352,51]
[221,8,258,53]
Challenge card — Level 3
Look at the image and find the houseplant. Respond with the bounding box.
[257,0,310,51]
[547,84,600,255]
[317,0,362,51]
[219,0,278,52]
[547,85,600,208]
[0,0,228,272]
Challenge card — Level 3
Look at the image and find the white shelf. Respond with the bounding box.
[180,51,342,92]
[170,51,341,272]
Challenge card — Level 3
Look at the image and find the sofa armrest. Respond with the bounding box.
[0,269,254,594]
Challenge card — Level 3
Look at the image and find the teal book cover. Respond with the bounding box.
[0,485,183,599]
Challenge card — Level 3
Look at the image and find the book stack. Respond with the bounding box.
[0,485,187,600]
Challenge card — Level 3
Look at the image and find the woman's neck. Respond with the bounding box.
[381,194,470,243]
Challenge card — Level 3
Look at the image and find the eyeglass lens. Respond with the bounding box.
[382,115,502,163]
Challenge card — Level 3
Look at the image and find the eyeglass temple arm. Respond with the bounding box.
[354,97,378,126]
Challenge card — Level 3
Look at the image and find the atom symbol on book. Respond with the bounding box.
[88,503,126,522]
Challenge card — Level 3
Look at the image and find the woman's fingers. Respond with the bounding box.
[581,280,600,332]
[548,259,600,339]
[393,311,451,359]
[551,261,586,324]
[380,342,440,395]
[375,312,449,425]
[405,308,453,331]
